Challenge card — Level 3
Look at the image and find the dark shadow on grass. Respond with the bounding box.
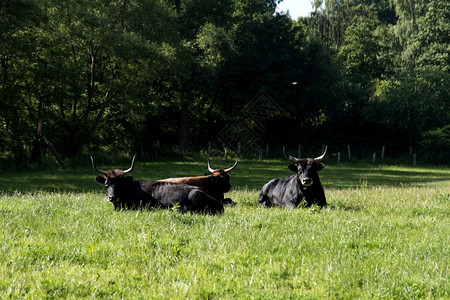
[321,163,450,189]
[0,160,449,194]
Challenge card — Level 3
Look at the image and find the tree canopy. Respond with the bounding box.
[1,0,449,165]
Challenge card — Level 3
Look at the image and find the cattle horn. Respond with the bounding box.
[123,155,136,174]
[224,160,238,173]
[90,156,107,175]
[207,159,238,173]
[207,160,215,173]
[283,147,299,162]
[314,146,327,161]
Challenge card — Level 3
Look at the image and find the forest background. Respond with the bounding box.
[1,0,449,166]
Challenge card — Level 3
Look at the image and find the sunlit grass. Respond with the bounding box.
[0,160,449,298]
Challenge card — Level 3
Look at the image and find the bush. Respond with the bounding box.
[420,125,450,163]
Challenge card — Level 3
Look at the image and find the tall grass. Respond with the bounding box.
[1,160,449,298]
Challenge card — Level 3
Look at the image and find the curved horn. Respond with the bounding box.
[314,146,327,161]
[207,160,216,173]
[123,155,136,174]
[90,156,107,175]
[224,160,238,173]
[283,147,299,162]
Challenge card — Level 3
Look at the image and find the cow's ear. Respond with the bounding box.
[96,176,105,184]
[288,164,297,172]
[317,163,325,170]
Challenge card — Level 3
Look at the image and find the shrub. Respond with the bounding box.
[420,125,450,163]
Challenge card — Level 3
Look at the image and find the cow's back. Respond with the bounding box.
[257,178,280,207]
[158,174,232,204]
[158,177,210,194]
[258,175,302,209]
[114,180,156,209]
[183,189,224,215]
[148,181,192,207]
[147,181,224,214]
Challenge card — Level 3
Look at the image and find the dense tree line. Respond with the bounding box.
[1,0,449,165]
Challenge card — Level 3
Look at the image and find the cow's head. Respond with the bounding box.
[91,155,136,203]
[206,160,238,192]
[283,147,326,187]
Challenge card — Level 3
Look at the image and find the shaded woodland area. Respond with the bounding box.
[1,0,449,166]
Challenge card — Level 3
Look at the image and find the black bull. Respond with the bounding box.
[258,147,327,208]
[91,156,224,214]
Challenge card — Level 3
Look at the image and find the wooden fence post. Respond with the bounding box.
[347,145,351,159]
[382,146,385,160]
[338,152,341,164]
[266,143,269,159]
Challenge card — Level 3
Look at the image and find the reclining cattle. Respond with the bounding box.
[158,160,238,205]
[91,156,224,214]
[257,147,327,208]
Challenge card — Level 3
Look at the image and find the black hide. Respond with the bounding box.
[257,158,327,208]
[96,176,224,214]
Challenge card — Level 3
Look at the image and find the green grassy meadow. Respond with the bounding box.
[1,158,449,299]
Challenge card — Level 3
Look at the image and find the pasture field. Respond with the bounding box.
[0,159,449,299]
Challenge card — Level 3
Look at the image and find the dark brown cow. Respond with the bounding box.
[158,160,238,205]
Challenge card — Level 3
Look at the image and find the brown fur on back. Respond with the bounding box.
[158,175,212,191]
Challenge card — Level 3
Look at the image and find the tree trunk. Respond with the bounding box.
[42,136,65,169]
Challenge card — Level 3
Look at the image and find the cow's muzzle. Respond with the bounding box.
[108,195,119,203]
[301,178,313,187]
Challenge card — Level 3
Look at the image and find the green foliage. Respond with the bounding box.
[0,162,449,298]
[414,0,450,71]
[420,125,450,163]
[337,4,382,84]
[365,68,450,149]
[1,0,449,166]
